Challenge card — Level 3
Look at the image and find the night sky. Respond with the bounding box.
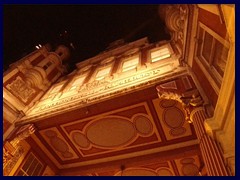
[3,5,170,71]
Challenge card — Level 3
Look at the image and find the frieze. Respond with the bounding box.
[26,65,186,118]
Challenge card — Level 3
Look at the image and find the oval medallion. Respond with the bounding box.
[134,115,152,136]
[71,131,90,149]
[163,107,185,128]
[86,117,136,148]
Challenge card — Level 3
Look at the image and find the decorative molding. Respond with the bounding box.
[164,5,189,59]
[22,66,186,120]
[24,68,45,88]
[61,107,160,157]
[163,107,186,137]
[40,127,79,161]
[175,156,201,176]
[153,98,193,140]
[6,76,36,103]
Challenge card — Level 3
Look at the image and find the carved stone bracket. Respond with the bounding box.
[156,75,204,123]
[158,90,203,123]
[165,5,188,42]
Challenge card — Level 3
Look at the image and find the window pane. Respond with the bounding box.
[27,158,38,175]
[196,27,204,57]
[212,40,229,76]
[122,56,139,72]
[17,153,43,176]
[96,67,111,80]
[50,84,63,94]
[151,47,170,62]
[32,163,43,176]
[17,170,25,176]
[202,31,213,62]
[22,154,34,172]
[72,77,85,87]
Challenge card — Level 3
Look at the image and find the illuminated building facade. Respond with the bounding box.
[3,4,235,176]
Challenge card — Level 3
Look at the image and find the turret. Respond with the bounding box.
[3,44,70,139]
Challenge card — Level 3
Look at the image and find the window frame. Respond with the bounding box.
[121,54,140,73]
[149,44,173,63]
[41,81,66,100]
[195,22,230,84]
[94,64,113,81]
[15,152,44,176]
[68,75,86,91]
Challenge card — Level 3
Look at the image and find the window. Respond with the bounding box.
[212,41,229,76]
[96,66,111,80]
[16,153,43,176]
[196,23,229,80]
[70,76,85,90]
[42,83,64,100]
[122,56,139,72]
[150,45,171,63]
[43,61,52,70]
[49,84,63,94]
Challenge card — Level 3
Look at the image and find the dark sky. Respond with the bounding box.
[3,5,170,71]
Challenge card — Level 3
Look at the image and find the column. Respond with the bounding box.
[190,107,229,176]
[156,75,230,176]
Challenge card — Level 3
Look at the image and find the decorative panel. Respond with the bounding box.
[6,76,36,103]
[39,127,79,161]
[174,155,201,176]
[152,98,192,140]
[114,161,174,176]
[61,102,161,158]
[77,154,202,176]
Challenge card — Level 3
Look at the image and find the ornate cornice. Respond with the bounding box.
[19,66,187,123]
